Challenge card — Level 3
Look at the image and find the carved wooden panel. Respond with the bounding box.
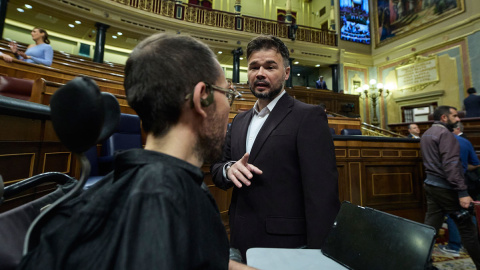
[335,149,347,158]
[348,162,362,205]
[348,149,360,157]
[43,152,71,173]
[336,162,349,202]
[364,163,422,209]
[0,152,35,184]
[382,150,400,157]
[362,149,381,157]
[0,115,42,141]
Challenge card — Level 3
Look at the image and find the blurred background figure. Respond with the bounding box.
[407,123,421,139]
[9,27,53,66]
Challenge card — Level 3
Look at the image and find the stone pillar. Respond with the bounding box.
[0,0,8,39]
[232,47,243,83]
[93,23,110,63]
[330,64,339,93]
[286,58,294,88]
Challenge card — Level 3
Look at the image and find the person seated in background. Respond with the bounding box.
[18,33,253,270]
[319,103,333,117]
[0,52,13,63]
[9,27,53,66]
[453,122,467,138]
[407,123,421,139]
[463,87,480,118]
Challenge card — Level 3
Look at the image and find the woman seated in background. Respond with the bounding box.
[9,27,53,66]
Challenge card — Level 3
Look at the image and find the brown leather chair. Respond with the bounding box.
[0,76,34,101]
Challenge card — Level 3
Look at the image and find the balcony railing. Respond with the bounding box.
[111,0,337,46]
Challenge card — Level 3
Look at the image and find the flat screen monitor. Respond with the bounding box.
[339,0,371,44]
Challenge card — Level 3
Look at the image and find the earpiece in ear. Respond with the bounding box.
[200,97,211,107]
[200,87,215,107]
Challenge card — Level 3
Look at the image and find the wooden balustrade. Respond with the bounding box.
[110,0,337,46]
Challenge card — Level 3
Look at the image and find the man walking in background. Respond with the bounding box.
[421,105,480,268]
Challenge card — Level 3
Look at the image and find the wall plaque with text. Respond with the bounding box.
[395,56,439,90]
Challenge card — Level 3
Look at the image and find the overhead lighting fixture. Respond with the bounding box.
[240,57,244,60]
[68,24,75,28]
[112,35,117,39]
[218,51,223,54]
[117,32,123,35]
[297,73,301,76]
[315,64,321,67]
[75,20,81,24]
[294,61,299,64]
[17,8,24,12]
[24,4,32,9]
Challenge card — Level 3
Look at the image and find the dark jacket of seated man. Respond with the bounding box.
[19,149,230,270]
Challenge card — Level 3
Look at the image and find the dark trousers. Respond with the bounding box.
[424,184,480,268]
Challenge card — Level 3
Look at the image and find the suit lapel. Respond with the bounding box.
[234,110,253,157]
[249,93,293,163]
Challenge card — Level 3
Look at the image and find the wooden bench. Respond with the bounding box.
[30,78,135,115]
[0,58,124,92]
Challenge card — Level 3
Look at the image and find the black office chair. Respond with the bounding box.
[84,113,142,189]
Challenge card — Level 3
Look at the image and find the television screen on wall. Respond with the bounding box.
[339,0,370,44]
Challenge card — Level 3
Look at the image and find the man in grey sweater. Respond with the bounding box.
[421,105,480,268]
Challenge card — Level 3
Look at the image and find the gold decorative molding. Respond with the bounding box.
[393,90,444,103]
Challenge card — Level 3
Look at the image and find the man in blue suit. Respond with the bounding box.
[315,76,328,89]
[463,87,480,117]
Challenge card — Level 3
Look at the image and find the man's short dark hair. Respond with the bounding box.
[408,124,417,130]
[454,122,464,131]
[433,106,457,121]
[467,87,477,94]
[246,35,290,68]
[124,34,221,136]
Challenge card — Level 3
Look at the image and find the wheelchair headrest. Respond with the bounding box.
[49,77,120,153]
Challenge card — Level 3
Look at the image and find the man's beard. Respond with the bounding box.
[249,79,284,100]
[194,104,227,164]
[446,119,458,131]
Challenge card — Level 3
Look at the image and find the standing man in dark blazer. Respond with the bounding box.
[464,87,480,117]
[211,35,340,260]
[315,76,328,89]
